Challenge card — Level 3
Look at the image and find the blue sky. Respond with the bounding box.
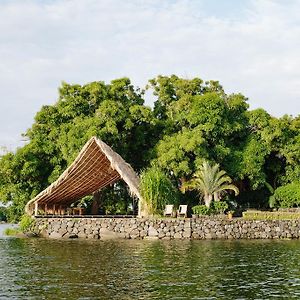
[197,0,252,19]
[1,0,300,151]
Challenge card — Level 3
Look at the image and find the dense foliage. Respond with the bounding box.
[192,205,210,216]
[0,75,299,221]
[140,166,179,216]
[0,206,7,222]
[19,214,36,233]
[269,183,300,208]
[192,201,229,216]
[211,201,229,214]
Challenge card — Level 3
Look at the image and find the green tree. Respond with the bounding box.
[181,161,239,207]
[0,78,158,221]
[0,143,52,222]
[148,76,300,209]
[1,74,300,220]
[148,75,248,206]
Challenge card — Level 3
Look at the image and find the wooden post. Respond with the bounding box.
[53,204,56,215]
[45,204,48,215]
[138,199,142,218]
[34,202,39,216]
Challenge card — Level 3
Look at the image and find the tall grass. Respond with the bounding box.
[4,227,21,236]
[4,215,37,236]
[140,166,179,216]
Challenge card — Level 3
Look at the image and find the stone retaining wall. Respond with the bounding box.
[35,217,300,240]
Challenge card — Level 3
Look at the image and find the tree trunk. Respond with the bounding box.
[91,190,103,215]
[214,192,220,201]
[204,193,213,207]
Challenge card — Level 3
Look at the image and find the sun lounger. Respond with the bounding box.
[164,204,174,217]
[177,205,187,218]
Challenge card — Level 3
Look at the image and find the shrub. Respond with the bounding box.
[192,201,229,216]
[140,166,179,216]
[19,214,36,233]
[211,201,229,214]
[269,183,300,208]
[192,205,210,215]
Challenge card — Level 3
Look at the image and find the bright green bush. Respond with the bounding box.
[269,183,300,208]
[19,214,36,233]
[140,166,179,216]
[211,201,229,214]
[192,201,229,216]
[192,205,210,215]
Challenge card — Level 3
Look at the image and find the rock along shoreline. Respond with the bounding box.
[32,217,300,240]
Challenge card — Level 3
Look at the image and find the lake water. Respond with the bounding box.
[1,224,300,299]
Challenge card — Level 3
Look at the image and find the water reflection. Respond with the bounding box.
[1,228,300,299]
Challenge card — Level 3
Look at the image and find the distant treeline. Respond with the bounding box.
[0,75,299,221]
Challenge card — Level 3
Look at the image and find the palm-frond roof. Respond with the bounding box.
[25,137,141,214]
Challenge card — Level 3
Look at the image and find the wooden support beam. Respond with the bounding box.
[34,202,39,216]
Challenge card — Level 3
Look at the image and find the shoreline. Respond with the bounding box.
[26,217,300,240]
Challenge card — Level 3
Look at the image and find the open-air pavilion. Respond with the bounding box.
[25,137,142,217]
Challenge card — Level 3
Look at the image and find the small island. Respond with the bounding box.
[1,75,299,240]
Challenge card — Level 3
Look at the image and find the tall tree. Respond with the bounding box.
[1,75,300,220]
[0,78,158,220]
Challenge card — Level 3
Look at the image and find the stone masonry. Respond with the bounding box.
[34,217,300,240]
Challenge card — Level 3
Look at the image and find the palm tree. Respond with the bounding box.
[181,160,239,207]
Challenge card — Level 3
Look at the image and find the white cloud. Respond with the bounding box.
[0,0,300,149]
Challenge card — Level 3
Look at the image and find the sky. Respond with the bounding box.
[1,0,300,151]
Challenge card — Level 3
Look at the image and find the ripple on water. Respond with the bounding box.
[1,230,300,299]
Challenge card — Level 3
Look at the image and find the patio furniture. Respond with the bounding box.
[177,205,188,218]
[164,204,174,217]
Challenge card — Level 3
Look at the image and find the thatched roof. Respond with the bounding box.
[25,137,141,215]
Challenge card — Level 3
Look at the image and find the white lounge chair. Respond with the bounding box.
[177,205,188,218]
[164,205,174,217]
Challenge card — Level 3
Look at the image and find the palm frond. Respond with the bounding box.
[183,160,239,205]
[215,184,239,196]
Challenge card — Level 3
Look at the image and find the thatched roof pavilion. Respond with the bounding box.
[25,137,142,217]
